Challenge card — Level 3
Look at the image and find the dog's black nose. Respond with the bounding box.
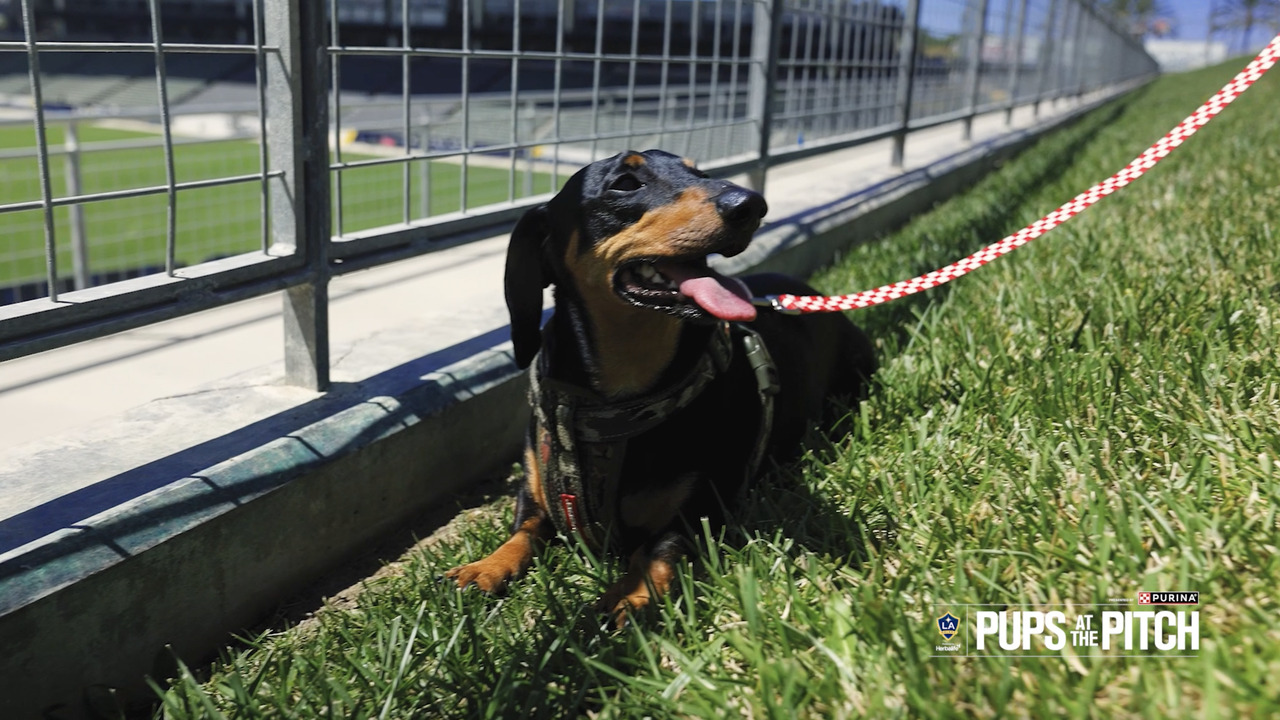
[716,187,768,227]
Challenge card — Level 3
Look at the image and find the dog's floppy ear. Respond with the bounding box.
[505,204,552,369]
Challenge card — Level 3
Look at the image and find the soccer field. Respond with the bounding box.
[0,121,550,292]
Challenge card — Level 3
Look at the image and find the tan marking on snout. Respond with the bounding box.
[595,186,724,258]
[562,188,731,396]
[564,230,683,398]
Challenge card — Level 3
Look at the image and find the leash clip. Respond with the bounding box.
[751,295,801,316]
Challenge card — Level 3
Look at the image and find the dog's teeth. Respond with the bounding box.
[634,263,672,289]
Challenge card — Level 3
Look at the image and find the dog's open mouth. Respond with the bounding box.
[614,259,757,322]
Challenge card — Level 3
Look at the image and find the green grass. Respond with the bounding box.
[0,125,551,288]
[150,56,1279,719]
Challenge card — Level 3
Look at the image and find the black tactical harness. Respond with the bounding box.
[528,322,779,548]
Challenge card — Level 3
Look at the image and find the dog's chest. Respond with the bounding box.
[528,332,768,549]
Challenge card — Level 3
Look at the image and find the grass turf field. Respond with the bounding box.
[149,56,1279,719]
[0,123,550,290]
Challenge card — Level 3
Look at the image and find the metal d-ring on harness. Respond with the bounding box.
[528,322,780,547]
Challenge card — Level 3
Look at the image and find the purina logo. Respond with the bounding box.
[937,612,960,641]
[1138,591,1199,606]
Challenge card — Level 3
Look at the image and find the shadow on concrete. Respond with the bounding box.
[0,320,523,578]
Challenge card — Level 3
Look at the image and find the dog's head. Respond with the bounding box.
[505,149,768,368]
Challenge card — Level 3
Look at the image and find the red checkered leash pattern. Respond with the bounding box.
[759,34,1280,315]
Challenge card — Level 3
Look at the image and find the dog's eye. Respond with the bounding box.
[608,174,643,193]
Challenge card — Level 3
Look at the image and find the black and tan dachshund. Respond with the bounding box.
[446,149,876,624]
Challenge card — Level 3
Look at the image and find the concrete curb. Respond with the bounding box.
[0,347,528,717]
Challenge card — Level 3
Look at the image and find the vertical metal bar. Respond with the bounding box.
[421,146,432,217]
[64,120,90,290]
[684,0,701,157]
[890,0,921,167]
[147,0,179,277]
[1032,0,1059,118]
[780,4,800,142]
[1004,0,1027,124]
[811,0,830,141]
[253,0,271,253]
[329,0,345,235]
[508,0,522,201]
[819,0,835,138]
[656,0,674,150]
[20,0,60,301]
[1059,0,1076,100]
[402,0,412,223]
[746,0,784,192]
[724,0,744,160]
[830,0,847,134]
[552,0,567,191]
[459,0,471,211]
[625,0,641,147]
[963,0,991,141]
[523,100,535,197]
[707,0,724,160]
[878,3,894,126]
[590,0,606,161]
[834,0,853,135]
[1052,0,1074,105]
[847,1,867,129]
[1070,1,1087,97]
[267,0,331,391]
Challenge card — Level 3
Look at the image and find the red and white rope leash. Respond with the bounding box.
[758,34,1280,315]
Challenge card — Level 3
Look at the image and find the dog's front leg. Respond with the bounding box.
[446,485,551,593]
[597,532,685,628]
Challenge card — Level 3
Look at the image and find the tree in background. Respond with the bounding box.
[1099,0,1176,39]
[1211,0,1280,52]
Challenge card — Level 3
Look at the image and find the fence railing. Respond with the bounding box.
[0,0,1157,388]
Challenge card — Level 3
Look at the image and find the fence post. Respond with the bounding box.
[962,0,991,141]
[63,119,90,291]
[1003,0,1027,125]
[1053,0,1077,106]
[890,0,921,167]
[1070,2,1088,98]
[265,0,332,391]
[746,0,783,192]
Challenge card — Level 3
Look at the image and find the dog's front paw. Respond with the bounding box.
[596,585,654,630]
[444,559,517,594]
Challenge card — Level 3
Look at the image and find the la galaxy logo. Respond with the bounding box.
[937,612,960,641]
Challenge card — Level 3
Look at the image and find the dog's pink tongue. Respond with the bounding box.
[659,262,757,322]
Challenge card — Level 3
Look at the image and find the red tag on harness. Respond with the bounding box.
[559,493,582,535]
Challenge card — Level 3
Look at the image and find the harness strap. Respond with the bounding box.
[737,325,779,484]
[529,322,777,546]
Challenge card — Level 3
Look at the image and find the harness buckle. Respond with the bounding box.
[739,331,781,398]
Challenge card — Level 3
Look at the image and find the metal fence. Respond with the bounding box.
[0,0,1156,388]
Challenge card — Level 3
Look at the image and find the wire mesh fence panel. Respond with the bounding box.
[0,0,1157,372]
[906,0,969,121]
[770,0,908,149]
[0,3,281,308]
